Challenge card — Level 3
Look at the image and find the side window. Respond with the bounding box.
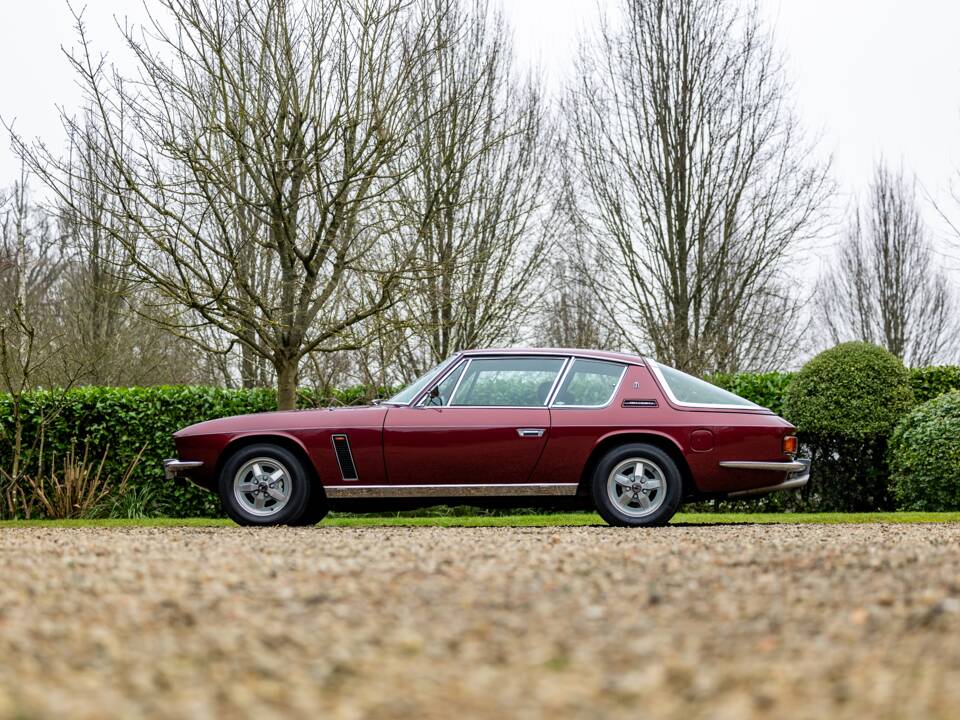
[553,359,626,407]
[651,361,758,407]
[449,357,565,407]
[421,362,465,406]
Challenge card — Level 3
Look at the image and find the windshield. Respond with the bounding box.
[385,356,457,405]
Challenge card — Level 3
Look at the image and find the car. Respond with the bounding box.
[164,348,810,527]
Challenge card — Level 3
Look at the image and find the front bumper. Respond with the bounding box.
[163,459,204,480]
[723,458,811,498]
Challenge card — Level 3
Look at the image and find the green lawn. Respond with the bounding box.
[1,512,959,529]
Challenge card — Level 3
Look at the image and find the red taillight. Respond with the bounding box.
[783,435,798,455]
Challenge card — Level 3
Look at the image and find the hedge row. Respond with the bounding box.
[2,365,959,518]
[707,365,960,412]
[0,385,385,518]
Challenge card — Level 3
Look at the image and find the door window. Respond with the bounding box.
[421,361,466,406]
[552,358,626,407]
[449,357,565,407]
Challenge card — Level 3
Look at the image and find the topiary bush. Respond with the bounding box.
[782,342,915,511]
[889,392,960,511]
[783,342,914,440]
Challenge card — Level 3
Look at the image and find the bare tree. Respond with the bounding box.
[51,112,203,386]
[0,172,78,517]
[821,161,956,366]
[14,0,442,409]
[565,0,831,374]
[390,0,554,375]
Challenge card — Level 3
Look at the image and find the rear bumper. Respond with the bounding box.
[163,459,204,481]
[723,458,811,498]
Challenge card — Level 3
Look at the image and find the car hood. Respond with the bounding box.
[174,405,389,437]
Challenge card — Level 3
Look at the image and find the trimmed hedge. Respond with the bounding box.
[782,342,914,440]
[889,392,960,511]
[706,371,793,416]
[0,385,384,518]
[2,359,960,519]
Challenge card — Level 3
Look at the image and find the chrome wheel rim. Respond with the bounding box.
[607,457,667,518]
[233,457,292,517]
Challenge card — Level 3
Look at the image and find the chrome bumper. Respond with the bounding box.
[723,458,811,498]
[163,459,203,480]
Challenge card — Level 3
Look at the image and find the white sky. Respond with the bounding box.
[2,0,960,276]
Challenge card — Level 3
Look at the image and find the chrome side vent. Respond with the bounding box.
[331,434,358,481]
[622,399,658,408]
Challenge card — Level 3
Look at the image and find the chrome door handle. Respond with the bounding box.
[516,428,545,438]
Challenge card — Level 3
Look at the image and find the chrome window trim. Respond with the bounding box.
[446,355,568,409]
[414,357,469,407]
[548,359,628,409]
[446,357,473,406]
[408,354,465,407]
[646,358,761,411]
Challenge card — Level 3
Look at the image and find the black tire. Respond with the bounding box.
[289,492,329,526]
[591,443,682,527]
[219,443,314,526]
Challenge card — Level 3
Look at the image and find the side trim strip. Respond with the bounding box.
[719,460,806,472]
[324,483,579,499]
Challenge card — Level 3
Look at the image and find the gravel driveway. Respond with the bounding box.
[1,523,959,719]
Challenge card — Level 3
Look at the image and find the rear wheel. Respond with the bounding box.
[591,443,682,527]
[219,443,313,526]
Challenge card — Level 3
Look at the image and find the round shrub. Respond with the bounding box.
[783,342,914,440]
[889,392,960,511]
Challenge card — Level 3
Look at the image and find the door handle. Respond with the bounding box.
[516,428,545,438]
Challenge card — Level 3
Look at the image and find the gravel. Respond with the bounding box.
[1,523,959,719]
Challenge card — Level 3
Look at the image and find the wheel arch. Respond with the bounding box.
[578,431,696,498]
[216,433,325,499]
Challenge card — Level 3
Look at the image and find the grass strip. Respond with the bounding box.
[2,511,960,529]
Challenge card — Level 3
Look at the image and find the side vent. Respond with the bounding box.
[622,399,658,408]
[331,434,358,481]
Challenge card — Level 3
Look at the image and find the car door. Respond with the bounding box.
[382,355,567,487]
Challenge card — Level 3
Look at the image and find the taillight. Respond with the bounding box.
[783,435,798,455]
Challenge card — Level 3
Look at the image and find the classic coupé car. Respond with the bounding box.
[164,348,809,527]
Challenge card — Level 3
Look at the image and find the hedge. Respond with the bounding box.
[709,366,960,413]
[0,385,386,519]
[889,392,960,511]
[2,364,959,519]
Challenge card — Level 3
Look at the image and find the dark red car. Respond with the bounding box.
[165,348,809,527]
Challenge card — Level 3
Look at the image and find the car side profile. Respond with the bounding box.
[164,348,810,527]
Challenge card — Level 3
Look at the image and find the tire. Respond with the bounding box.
[591,443,682,527]
[289,492,329,526]
[219,443,314,526]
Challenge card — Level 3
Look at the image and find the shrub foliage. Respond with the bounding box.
[782,342,914,440]
[889,392,960,511]
[0,385,382,519]
[777,343,915,511]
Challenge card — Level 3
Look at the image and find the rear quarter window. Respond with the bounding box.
[553,359,626,407]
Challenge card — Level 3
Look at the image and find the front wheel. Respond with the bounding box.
[591,443,682,527]
[219,443,313,526]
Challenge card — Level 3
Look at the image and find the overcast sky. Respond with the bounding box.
[2,0,959,275]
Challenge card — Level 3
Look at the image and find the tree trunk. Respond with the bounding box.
[276,358,299,411]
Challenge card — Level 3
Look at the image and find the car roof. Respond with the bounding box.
[459,347,645,365]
